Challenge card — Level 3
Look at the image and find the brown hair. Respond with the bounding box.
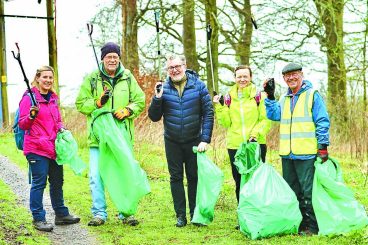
[31,65,56,93]
[234,65,252,77]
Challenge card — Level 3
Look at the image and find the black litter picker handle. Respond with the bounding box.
[11,43,37,106]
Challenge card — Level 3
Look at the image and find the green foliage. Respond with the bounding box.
[0,133,367,244]
[0,179,50,245]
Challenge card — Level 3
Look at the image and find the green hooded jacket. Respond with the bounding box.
[215,83,271,149]
[75,63,145,147]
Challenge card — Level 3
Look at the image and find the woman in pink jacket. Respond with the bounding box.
[19,66,80,232]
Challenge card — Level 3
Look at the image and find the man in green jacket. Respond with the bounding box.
[75,42,145,226]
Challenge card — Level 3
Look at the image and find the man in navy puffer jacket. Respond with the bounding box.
[148,54,214,227]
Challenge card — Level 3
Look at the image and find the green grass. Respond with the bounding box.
[0,132,367,244]
[0,178,50,245]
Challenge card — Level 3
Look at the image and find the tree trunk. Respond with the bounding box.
[233,0,253,65]
[314,0,347,114]
[121,0,139,76]
[47,0,59,97]
[183,0,200,72]
[205,0,218,95]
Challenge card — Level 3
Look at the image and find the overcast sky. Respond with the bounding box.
[4,0,112,112]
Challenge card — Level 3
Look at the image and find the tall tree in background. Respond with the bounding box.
[221,0,253,66]
[183,0,200,71]
[121,0,139,75]
[313,0,347,115]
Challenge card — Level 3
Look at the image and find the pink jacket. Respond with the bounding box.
[19,87,64,160]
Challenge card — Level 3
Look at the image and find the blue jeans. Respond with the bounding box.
[26,153,69,221]
[89,147,107,220]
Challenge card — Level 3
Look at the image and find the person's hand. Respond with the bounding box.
[197,142,208,152]
[213,95,221,103]
[263,78,275,100]
[114,107,131,120]
[317,148,328,163]
[96,89,111,108]
[249,136,257,142]
[29,106,39,119]
[155,82,164,98]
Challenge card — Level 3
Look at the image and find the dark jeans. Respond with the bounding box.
[164,138,199,218]
[282,158,318,233]
[26,153,69,221]
[228,144,267,203]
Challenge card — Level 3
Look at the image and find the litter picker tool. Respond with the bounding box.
[11,43,37,106]
[154,9,163,93]
[207,24,223,105]
[87,23,101,71]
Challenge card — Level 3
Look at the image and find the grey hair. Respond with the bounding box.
[166,54,186,65]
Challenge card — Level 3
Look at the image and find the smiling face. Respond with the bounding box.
[36,70,54,94]
[166,57,186,82]
[102,52,120,76]
[235,68,252,89]
[283,71,303,94]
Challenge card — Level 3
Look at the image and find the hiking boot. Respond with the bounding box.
[88,217,105,226]
[175,216,187,228]
[299,228,315,236]
[33,220,53,232]
[122,215,139,226]
[55,214,80,225]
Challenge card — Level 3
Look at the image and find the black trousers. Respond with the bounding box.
[164,138,199,218]
[282,158,318,233]
[228,144,267,203]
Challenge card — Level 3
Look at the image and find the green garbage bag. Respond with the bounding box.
[312,157,368,235]
[55,130,87,175]
[91,109,150,216]
[235,142,302,240]
[234,142,261,188]
[191,147,224,225]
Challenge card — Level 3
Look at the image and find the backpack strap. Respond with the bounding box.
[254,91,261,106]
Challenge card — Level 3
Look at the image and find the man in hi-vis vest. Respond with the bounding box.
[263,63,330,235]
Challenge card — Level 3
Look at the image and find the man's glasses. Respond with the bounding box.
[167,64,183,72]
[283,72,301,80]
[104,55,120,61]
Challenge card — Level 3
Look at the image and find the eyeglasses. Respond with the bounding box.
[283,72,301,80]
[167,64,183,72]
[104,55,120,61]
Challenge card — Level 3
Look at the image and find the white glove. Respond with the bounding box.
[197,142,208,152]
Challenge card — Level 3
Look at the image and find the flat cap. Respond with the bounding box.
[282,63,302,75]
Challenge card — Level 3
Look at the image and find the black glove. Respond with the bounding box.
[97,89,111,108]
[29,106,39,119]
[264,78,275,100]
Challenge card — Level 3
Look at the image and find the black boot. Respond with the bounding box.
[55,214,80,225]
[175,216,187,227]
[33,220,53,232]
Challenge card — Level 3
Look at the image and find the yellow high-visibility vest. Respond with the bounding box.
[279,89,317,156]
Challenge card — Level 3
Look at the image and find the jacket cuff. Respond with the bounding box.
[317,144,328,150]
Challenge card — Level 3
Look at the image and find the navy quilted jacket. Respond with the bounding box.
[148,70,214,144]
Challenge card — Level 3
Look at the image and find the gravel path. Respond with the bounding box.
[0,155,98,245]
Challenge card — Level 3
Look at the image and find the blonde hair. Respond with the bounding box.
[31,65,56,93]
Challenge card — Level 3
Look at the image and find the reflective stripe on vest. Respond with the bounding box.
[279,89,317,156]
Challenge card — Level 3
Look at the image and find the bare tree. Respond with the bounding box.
[183,0,200,71]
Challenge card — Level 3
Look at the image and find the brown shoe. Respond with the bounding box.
[122,215,139,226]
[88,217,105,226]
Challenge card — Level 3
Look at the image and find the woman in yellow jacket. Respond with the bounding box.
[213,65,271,203]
